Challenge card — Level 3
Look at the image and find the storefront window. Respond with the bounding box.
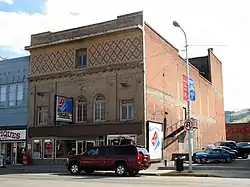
[55,140,76,158]
[43,139,53,159]
[32,140,42,159]
[107,135,136,145]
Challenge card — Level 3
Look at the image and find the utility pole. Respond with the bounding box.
[173,21,193,172]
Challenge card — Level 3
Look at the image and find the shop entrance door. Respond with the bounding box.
[5,143,17,165]
[76,141,85,155]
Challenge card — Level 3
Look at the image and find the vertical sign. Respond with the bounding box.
[55,95,73,123]
[148,122,163,160]
[183,75,196,101]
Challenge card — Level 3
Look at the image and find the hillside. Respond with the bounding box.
[225,108,250,124]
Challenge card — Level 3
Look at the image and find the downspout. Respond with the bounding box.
[33,84,37,127]
[141,20,147,147]
[116,73,118,121]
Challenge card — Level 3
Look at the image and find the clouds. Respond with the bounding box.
[0,0,13,5]
[0,0,249,110]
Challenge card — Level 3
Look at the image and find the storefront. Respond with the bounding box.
[29,134,138,165]
[0,130,26,165]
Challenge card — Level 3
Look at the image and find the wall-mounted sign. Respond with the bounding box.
[183,75,196,101]
[147,121,163,160]
[55,95,73,123]
[0,130,26,141]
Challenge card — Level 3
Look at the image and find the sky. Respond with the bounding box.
[0,0,249,111]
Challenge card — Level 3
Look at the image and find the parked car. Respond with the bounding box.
[236,142,250,147]
[66,145,151,176]
[215,140,250,159]
[216,146,238,155]
[193,148,236,164]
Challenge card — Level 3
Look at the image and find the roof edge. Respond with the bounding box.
[144,22,179,52]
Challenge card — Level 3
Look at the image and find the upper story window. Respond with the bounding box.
[120,99,134,121]
[8,84,17,106]
[0,85,7,107]
[94,94,105,122]
[6,83,24,107]
[76,96,87,123]
[17,83,24,105]
[37,106,48,125]
[76,48,87,68]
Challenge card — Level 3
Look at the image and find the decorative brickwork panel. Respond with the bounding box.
[88,36,143,67]
[31,48,74,75]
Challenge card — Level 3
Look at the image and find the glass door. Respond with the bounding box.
[76,141,85,155]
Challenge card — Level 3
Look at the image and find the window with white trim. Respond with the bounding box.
[76,96,87,122]
[43,139,54,159]
[94,94,105,122]
[120,99,133,121]
[37,106,48,125]
[8,84,16,106]
[0,85,7,107]
[76,48,87,68]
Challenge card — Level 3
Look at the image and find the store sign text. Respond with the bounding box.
[0,130,26,141]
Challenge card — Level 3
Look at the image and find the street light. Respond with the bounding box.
[173,21,193,172]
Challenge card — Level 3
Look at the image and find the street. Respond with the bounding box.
[0,173,250,187]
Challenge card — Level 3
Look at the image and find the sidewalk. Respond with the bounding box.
[0,164,221,178]
[1,164,249,178]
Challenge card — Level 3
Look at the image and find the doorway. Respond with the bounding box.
[76,141,95,155]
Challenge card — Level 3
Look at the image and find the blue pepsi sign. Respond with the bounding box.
[55,95,73,123]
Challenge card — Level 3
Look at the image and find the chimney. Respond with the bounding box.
[208,48,213,52]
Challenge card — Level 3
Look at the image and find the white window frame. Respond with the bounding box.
[8,84,17,106]
[37,106,48,125]
[93,95,105,122]
[76,99,87,123]
[120,100,134,121]
[32,139,42,159]
[17,83,24,101]
[0,85,7,102]
[43,139,54,159]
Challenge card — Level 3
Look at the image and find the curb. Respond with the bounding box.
[158,166,250,171]
[156,172,221,177]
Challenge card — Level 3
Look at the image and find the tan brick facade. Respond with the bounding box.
[25,11,225,163]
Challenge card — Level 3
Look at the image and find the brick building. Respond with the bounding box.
[25,11,225,164]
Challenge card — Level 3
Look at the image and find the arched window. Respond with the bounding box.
[76,96,87,122]
[94,94,105,121]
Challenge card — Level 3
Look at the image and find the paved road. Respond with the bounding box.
[0,173,250,187]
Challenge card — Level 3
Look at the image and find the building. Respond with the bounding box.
[25,11,225,164]
[226,123,250,142]
[0,56,29,165]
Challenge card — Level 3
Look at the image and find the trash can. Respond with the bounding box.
[175,156,184,172]
[0,154,6,168]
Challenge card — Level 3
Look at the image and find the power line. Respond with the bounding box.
[188,44,228,47]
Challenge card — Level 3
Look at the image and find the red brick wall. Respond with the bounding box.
[226,123,250,142]
[144,24,226,159]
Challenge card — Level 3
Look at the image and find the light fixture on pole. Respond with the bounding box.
[173,20,193,173]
